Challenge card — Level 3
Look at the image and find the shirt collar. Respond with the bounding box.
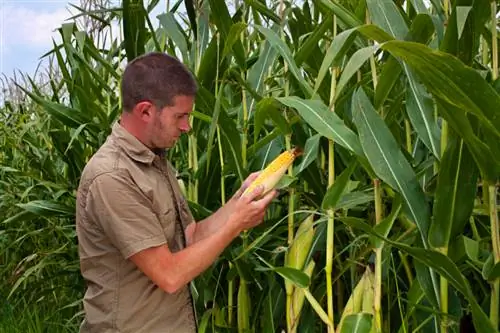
[111,121,164,164]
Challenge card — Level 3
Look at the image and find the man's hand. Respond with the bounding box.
[224,181,277,234]
[186,172,276,244]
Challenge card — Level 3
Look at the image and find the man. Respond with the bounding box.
[75,52,276,333]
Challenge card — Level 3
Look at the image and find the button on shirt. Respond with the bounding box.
[76,122,197,333]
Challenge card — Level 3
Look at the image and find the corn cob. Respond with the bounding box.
[237,279,250,333]
[285,214,315,296]
[287,214,315,271]
[290,259,316,333]
[336,266,375,333]
[285,214,316,332]
[242,147,301,198]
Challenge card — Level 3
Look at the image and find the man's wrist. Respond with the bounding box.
[222,215,241,240]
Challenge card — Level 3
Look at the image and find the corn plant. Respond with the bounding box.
[1,0,499,332]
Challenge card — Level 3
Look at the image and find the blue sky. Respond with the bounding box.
[0,1,78,78]
[0,0,164,80]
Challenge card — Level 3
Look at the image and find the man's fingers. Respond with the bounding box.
[241,172,261,190]
[242,184,265,202]
[255,189,277,207]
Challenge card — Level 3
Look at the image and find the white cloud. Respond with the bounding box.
[1,4,71,51]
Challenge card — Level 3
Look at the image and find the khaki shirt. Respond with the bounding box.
[76,122,197,333]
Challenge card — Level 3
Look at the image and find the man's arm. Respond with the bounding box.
[130,184,276,294]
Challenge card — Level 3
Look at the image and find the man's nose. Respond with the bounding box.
[179,119,191,133]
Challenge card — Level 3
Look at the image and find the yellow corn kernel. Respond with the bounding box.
[242,147,301,198]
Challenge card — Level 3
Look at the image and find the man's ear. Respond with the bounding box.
[132,101,155,121]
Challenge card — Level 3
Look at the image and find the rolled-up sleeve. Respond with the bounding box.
[86,170,166,259]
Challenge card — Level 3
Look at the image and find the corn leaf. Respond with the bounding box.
[208,0,246,69]
[405,67,441,159]
[17,200,74,218]
[322,160,358,209]
[482,255,500,282]
[338,217,497,333]
[293,134,321,174]
[367,0,409,40]
[336,46,378,100]
[352,88,430,239]
[254,25,313,97]
[340,313,373,333]
[429,137,479,250]
[381,40,500,140]
[277,96,364,157]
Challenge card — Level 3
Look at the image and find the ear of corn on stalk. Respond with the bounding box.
[336,266,375,333]
[285,214,315,296]
[290,259,316,333]
[284,214,316,332]
[238,279,251,333]
[242,147,301,198]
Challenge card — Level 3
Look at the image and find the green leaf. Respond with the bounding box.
[336,192,374,210]
[338,217,497,333]
[314,29,358,95]
[405,67,441,158]
[375,56,402,108]
[366,0,409,40]
[293,134,321,174]
[273,267,310,288]
[456,6,472,39]
[277,96,364,157]
[340,314,373,333]
[247,38,278,95]
[318,0,364,29]
[254,25,313,96]
[254,98,291,143]
[183,0,197,40]
[410,0,429,13]
[436,99,499,181]
[64,123,88,154]
[429,137,479,249]
[157,12,189,61]
[205,88,224,173]
[20,88,91,129]
[372,196,403,248]
[315,25,394,96]
[295,15,333,67]
[222,22,247,59]
[322,161,358,209]
[243,0,280,23]
[122,0,146,61]
[482,254,500,282]
[380,40,500,141]
[17,200,74,218]
[352,88,430,239]
[208,0,246,69]
[449,235,480,263]
[336,45,377,99]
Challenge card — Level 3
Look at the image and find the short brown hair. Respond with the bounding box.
[120,52,197,112]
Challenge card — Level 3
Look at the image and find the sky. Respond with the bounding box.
[0,0,164,81]
[0,0,79,78]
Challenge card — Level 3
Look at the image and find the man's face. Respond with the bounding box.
[149,95,194,149]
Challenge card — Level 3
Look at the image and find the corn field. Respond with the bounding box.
[1,0,499,332]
